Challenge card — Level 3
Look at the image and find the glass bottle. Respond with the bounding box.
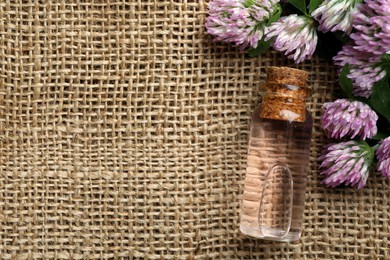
[240,67,312,242]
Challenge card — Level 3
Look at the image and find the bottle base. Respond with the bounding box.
[240,224,301,242]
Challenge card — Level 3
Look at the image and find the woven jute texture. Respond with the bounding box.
[0,1,389,259]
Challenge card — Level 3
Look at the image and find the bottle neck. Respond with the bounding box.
[260,83,308,123]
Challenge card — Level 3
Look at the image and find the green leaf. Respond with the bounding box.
[243,0,255,8]
[333,31,349,44]
[382,53,390,61]
[309,0,322,13]
[369,78,390,123]
[248,39,272,57]
[379,54,390,74]
[339,64,353,98]
[268,4,282,24]
[371,131,390,141]
[288,0,307,14]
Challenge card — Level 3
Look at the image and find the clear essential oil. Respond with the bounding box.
[240,67,313,242]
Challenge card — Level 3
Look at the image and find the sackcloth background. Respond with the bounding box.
[0,1,389,259]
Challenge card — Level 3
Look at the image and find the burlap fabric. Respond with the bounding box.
[0,1,389,259]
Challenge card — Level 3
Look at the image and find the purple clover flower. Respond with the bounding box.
[265,15,317,63]
[319,141,374,189]
[334,0,390,97]
[312,0,362,33]
[321,99,378,140]
[376,137,390,179]
[334,45,386,98]
[351,0,390,56]
[205,0,279,49]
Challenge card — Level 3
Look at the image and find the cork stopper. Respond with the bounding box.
[260,67,309,122]
[266,66,308,88]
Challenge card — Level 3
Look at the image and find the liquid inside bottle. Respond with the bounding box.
[240,106,312,241]
[240,66,312,242]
